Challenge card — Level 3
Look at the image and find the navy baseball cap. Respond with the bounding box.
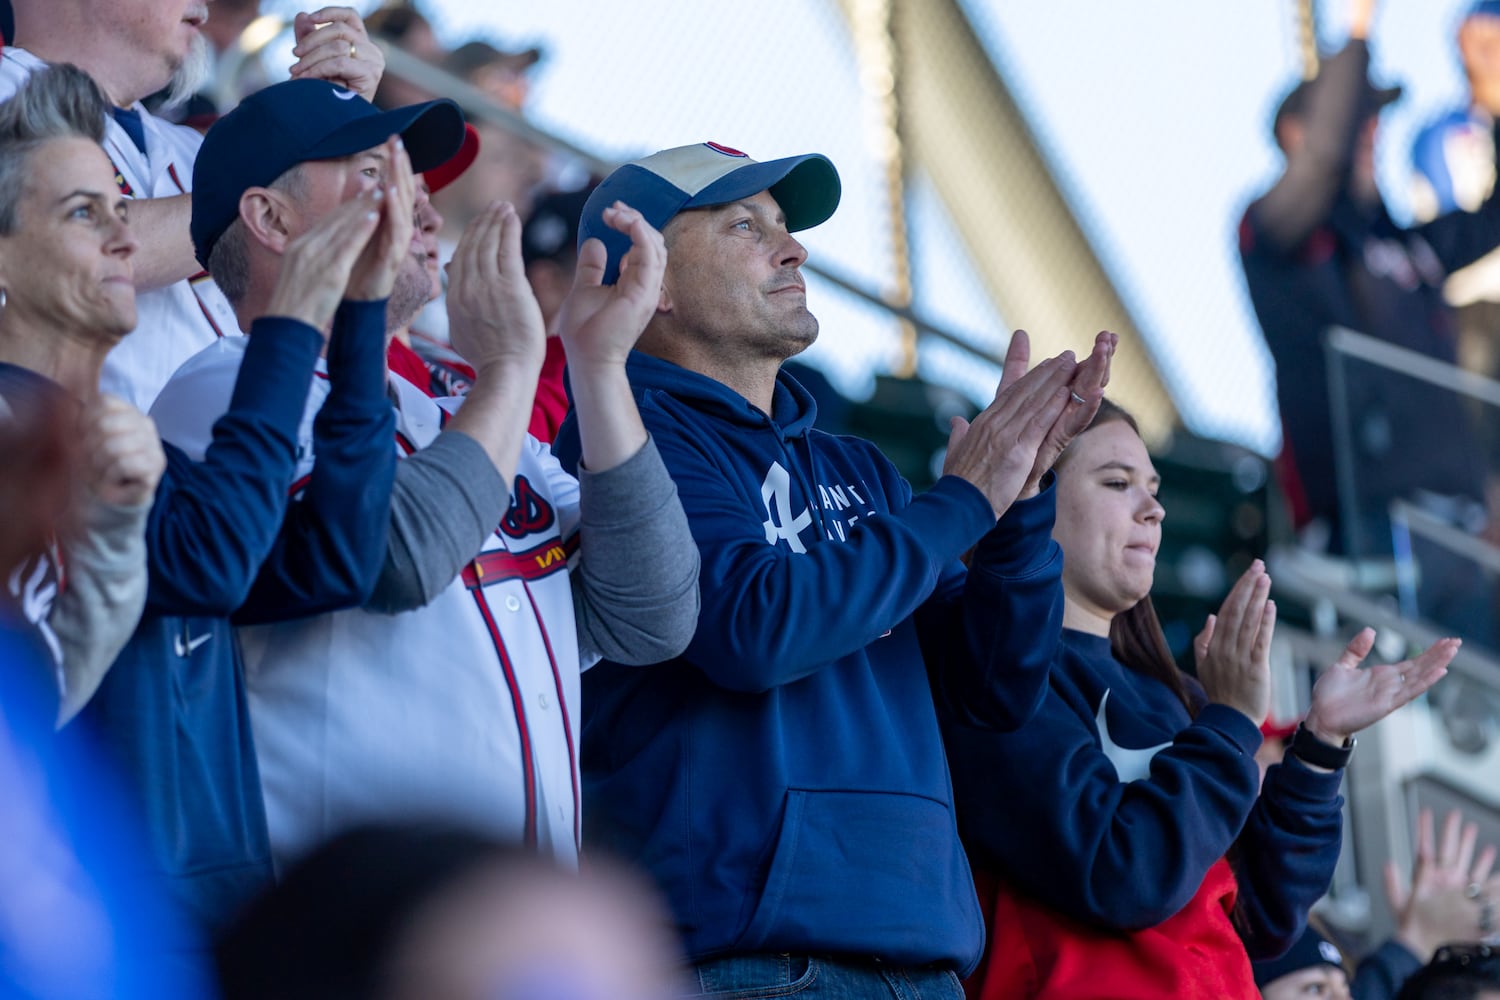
[1251,925,1345,987]
[579,141,841,284]
[191,78,466,267]
[1472,1,1500,18]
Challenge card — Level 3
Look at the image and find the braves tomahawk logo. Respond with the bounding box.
[759,462,880,551]
[499,475,556,539]
[761,462,813,553]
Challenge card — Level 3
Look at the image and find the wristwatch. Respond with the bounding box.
[1289,722,1355,770]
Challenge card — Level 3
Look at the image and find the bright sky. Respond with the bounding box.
[274,0,1478,456]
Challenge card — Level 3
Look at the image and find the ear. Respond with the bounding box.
[656,277,673,315]
[238,187,297,254]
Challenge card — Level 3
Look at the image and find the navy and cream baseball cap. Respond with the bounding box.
[579,141,841,283]
[191,79,466,267]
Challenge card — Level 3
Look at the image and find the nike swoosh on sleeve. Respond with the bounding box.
[1095,688,1173,784]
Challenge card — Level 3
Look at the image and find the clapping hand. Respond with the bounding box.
[1194,560,1276,726]
[555,201,668,368]
[942,331,1076,518]
[445,200,547,374]
[1024,329,1116,495]
[1302,628,1456,746]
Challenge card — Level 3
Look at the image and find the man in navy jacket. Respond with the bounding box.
[70,99,464,935]
[554,142,1114,999]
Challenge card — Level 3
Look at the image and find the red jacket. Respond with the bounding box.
[966,859,1257,1000]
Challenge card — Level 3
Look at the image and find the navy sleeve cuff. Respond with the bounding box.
[1266,749,1347,801]
[324,299,391,407]
[1193,702,1265,756]
[970,479,1058,576]
[914,474,1003,562]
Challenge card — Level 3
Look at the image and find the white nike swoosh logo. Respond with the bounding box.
[174,631,211,657]
[1095,688,1172,783]
[333,88,358,101]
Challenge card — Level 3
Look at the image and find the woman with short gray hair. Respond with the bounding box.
[0,62,162,727]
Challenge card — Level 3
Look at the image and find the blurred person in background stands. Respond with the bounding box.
[0,62,404,943]
[515,181,599,442]
[0,0,387,411]
[429,39,547,296]
[1411,2,1500,500]
[365,1,444,111]
[1254,809,1500,1000]
[445,38,540,111]
[1239,0,1500,644]
[1396,945,1500,999]
[1358,809,1500,998]
[217,824,685,1000]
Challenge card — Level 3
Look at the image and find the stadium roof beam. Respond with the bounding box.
[838,0,1179,442]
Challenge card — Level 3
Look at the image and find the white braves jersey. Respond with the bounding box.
[150,336,588,868]
[0,49,239,411]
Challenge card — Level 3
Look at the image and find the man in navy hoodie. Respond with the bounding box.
[554,142,1114,998]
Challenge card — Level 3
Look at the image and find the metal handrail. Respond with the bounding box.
[1270,546,1500,690]
[1325,326,1500,408]
[1323,325,1500,562]
[1390,500,1500,576]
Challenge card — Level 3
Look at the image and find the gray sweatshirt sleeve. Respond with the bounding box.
[53,497,150,725]
[571,436,700,665]
[367,430,507,614]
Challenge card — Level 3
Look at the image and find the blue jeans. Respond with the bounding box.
[683,954,965,999]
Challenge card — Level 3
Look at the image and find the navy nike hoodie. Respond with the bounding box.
[553,352,1062,973]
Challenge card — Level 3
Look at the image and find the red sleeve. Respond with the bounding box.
[527,338,570,444]
[386,339,437,398]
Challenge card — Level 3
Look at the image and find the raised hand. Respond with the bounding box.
[264,187,383,334]
[80,395,165,507]
[290,7,386,101]
[1386,808,1500,959]
[556,201,668,367]
[1302,629,1456,745]
[1194,560,1276,725]
[942,330,1076,518]
[445,200,547,374]
[1023,329,1116,496]
[346,134,416,303]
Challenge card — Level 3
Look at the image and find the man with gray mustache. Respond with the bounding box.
[0,0,387,411]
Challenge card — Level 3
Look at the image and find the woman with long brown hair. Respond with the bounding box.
[944,400,1459,1000]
